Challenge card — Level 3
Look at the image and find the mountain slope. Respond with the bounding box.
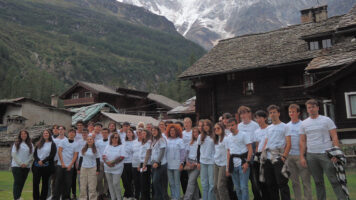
[0,0,205,103]
[118,0,356,49]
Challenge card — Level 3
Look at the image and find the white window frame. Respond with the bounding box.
[84,92,92,98]
[72,93,79,99]
[323,100,335,121]
[345,92,356,119]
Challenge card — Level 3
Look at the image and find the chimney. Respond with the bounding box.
[300,5,328,23]
[51,94,59,107]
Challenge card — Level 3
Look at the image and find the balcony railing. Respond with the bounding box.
[279,85,306,100]
[63,97,95,107]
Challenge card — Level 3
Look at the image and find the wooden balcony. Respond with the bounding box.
[279,85,306,101]
[63,97,95,107]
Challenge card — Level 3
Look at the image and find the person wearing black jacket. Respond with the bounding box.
[33,129,57,200]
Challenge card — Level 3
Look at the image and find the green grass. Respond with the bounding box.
[1,169,355,200]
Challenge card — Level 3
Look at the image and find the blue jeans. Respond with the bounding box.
[200,164,215,200]
[231,165,250,200]
[152,164,168,200]
[167,169,181,200]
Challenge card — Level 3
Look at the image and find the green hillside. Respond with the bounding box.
[0,0,205,103]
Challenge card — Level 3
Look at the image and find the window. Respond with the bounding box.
[345,92,356,118]
[323,100,335,121]
[72,93,79,99]
[322,39,332,48]
[227,73,235,81]
[84,92,92,98]
[243,81,254,95]
[309,41,319,50]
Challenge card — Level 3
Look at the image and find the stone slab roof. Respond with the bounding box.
[306,50,356,70]
[336,4,356,30]
[179,15,343,79]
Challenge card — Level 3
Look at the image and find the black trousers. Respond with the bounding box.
[132,166,141,200]
[250,161,262,200]
[53,166,73,200]
[140,164,151,200]
[32,165,51,200]
[227,176,238,200]
[71,165,77,197]
[180,169,188,194]
[12,167,30,200]
[122,163,134,198]
[264,159,290,200]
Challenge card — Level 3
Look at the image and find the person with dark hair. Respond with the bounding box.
[159,121,166,135]
[184,127,200,200]
[138,129,152,200]
[53,129,79,200]
[11,130,34,200]
[122,128,136,199]
[120,122,131,143]
[108,121,117,134]
[261,105,291,200]
[77,135,100,200]
[32,129,57,200]
[52,125,59,139]
[254,110,270,199]
[197,119,215,200]
[197,119,204,134]
[87,121,95,134]
[132,129,143,200]
[166,124,185,200]
[93,123,103,142]
[287,104,312,200]
[75,120,85,142]
[226,118,253,200]
[50,126,66,198]
[213,122,229,200]
[75,129,89,196]
[146,126,168,200]
[96,128,110,199]
[300,99,348,200]
[222,113,233,136]
[103,132,126,200]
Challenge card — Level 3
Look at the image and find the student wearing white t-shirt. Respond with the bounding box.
[50,126,66,197]
[137,129,152,200]
[262,105,291,200]
[75,120,85,142]
[32,129,57,200]
[75,129,89,195]
[145,126,168,200]
[165,124,185,200]
[226,118,253,200]
[103,132,126,200]
[96,128,110,199]
[212,123,229,200]
[11,130,34,200]
[197,119,215,200]
[121,128,136,199]
[286,104,312,200]
[92,123,103,142]
[253,110,270,199]
[181,117,192,195]
[77,135,100,200]
[73,120,85,199]
[184,127,200,200]
[300,99,347,200]
[132,129,143,200]
[53,129,79,200]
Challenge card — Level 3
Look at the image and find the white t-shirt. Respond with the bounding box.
[197,134,215,165]
[238,121,259,143]
[74,132,83,142]
[132,139,142,168]
[225,129,232,137]
[226,131,251,167]
[139,140,152,165]
[214,137,227,166]
[182,130,192,150]
[96,139,109,162]
[58,138,79,167]
[80,148,100,168]
[103,144,126,174]
[37,142,52,161]
[287,121,302,155]
[266,122,290,159]
[123,140,134,163]
[94,132,103,142]
[167,137,184,169]
[254,127,268,152]
[11,142,34,168]
[118,131,126,144]
[53,137,66,162]
[300,115,336,153]
[150,137,167,165]
[188,140,198,161]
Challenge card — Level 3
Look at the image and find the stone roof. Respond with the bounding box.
[306,50,356,70]
[168,96,195,115]
[336,4,356,30]
[100,112,160,127]
[147,93,181,109]
[179,15,343,79]
[78,81,121,96]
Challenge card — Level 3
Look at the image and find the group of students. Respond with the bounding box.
[10,98,349,200]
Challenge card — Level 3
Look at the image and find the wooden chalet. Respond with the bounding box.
[60,81,181,119]
[179,5,356,140]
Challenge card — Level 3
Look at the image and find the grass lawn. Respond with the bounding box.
[1,169,355,199]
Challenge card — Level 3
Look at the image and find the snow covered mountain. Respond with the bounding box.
[117,0,356,49]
